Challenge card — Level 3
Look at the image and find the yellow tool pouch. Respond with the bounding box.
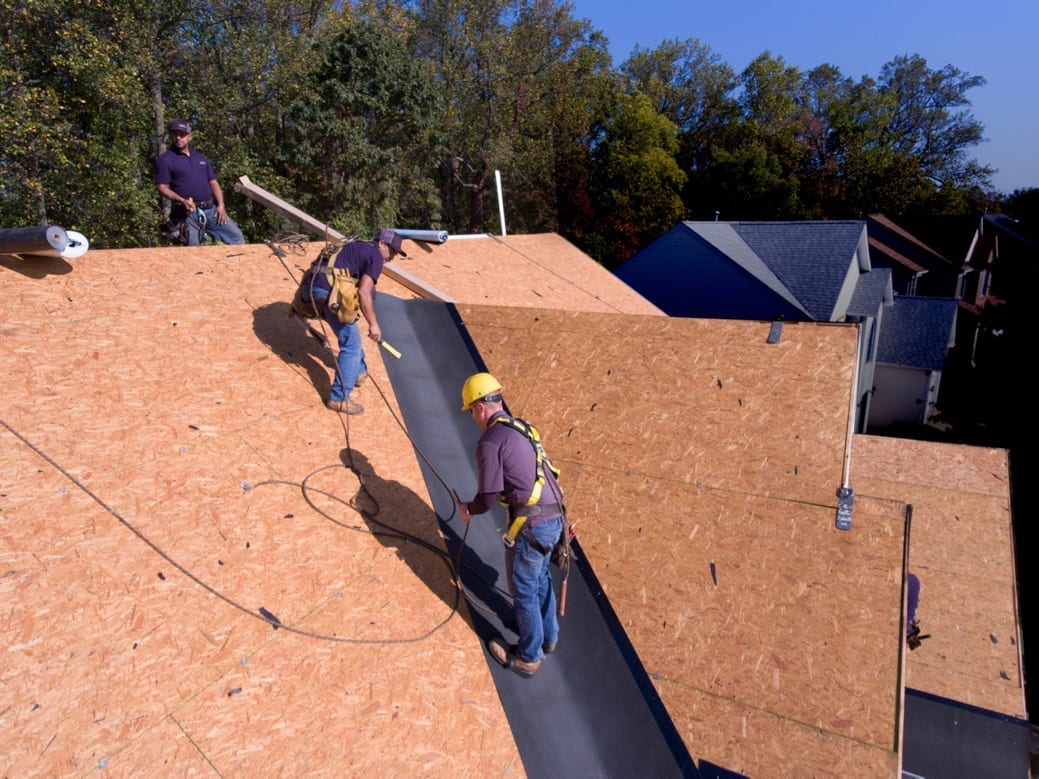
[329,267,360,324]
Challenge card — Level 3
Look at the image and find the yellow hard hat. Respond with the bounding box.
[460,372,503,411]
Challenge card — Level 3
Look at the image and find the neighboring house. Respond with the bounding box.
[846,264,892,430]
[614,220,961,432]
[908,212,1037,443]
[958,214,1034,379]
[866,213,962,297]
[869,295,959,429]
[962,214,1033,305]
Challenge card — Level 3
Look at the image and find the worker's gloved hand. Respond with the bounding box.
[906,619,929,650]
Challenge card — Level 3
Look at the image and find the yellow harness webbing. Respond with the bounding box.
[492,416,561,543]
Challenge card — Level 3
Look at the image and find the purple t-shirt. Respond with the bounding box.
[154,147,217,203]
[469,411,561,515]
[302,240,385,295]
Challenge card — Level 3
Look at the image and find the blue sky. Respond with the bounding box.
[568,0,1038,194]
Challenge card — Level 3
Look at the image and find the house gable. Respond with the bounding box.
[617,220,871,323]
[722,220,869,321]
[613,223,808,320]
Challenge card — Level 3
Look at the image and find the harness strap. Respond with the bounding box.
[512,503,562,518]
[302,244,340,297]
[312,243,340,273]
[493,416,562,543]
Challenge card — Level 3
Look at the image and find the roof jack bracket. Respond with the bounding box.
[767,321,783,344]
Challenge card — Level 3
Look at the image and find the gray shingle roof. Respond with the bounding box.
[721,221,867,321]
[682,222,806,313]
[876,295,958,370]
[848,268,892,318]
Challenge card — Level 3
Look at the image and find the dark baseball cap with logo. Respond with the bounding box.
[168,120,192,134]
[375,229,407,257]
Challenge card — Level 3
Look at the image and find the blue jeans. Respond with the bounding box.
[187,206,244,246]
[324,309,367,403]
[505,516,562,663]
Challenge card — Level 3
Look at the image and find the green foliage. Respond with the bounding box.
[0,0,1017,262]
[278,19,442,236]
[401,0,612,235]
[879,55,990,185]
[621,38,739,219]
[589,91,686,265]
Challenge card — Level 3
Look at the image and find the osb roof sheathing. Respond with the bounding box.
[455,304,903,776]
[0,234,1019,777]
[354,232,665,314]
[851,434,1024,718]
[2,243,520,777]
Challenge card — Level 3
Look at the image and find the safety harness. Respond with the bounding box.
[493,416,563,545]
[492,414,574,616]
[494,415,577,614]
[291,241,360,323]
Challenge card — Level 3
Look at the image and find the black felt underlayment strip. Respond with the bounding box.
[375,293,699,779]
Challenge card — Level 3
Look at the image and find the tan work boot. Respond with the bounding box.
[488,637,540,677]
[511,656,541,677]
[326,399,364,415]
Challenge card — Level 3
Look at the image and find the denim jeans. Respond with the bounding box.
[323,310,367,403]
[505,515,562,663]
[186,206,245,246]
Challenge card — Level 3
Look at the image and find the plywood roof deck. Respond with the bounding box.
[852,435,1023,716]
[457,305,904,776]
[0,234,1021,777]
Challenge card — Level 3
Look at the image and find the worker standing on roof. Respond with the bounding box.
[457,372,565,678]
[153,120,245,246]
[297,229,407,415]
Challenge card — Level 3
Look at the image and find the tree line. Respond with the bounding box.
[0,0,1021,267]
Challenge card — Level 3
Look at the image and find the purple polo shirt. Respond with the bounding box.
[154,147,217,203]
[302,240,385,295]
[468,411,562,515]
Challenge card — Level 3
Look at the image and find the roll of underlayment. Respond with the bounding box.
[62,230,89,259]
[0,225,69,257]
[392,228,449,244]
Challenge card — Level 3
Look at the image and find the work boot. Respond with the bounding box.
[326,398,364,415]
[488,637,510,667]
[488,637,540,678]
[542,641,558,655]
[511,655,541,677]
[355,372,368,387]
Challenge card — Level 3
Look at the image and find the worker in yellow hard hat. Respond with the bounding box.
[456,372,565,678]
[459,372,503,412]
